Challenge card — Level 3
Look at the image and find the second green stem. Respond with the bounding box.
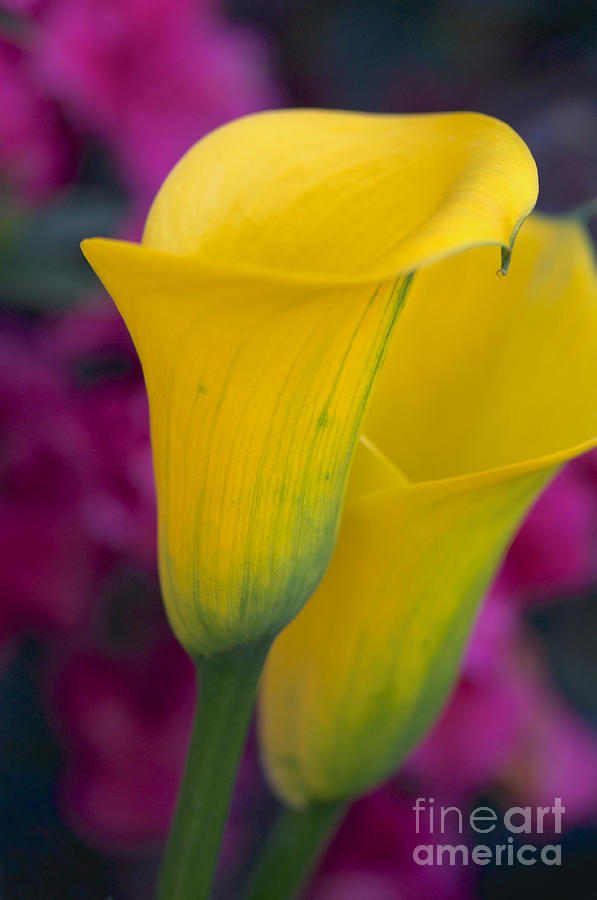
[245,800,347,900]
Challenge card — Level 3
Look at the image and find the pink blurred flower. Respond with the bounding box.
[0,36,71,200]
[0,308,156,656]
[33,0,279,200]
[500,676,597,828]
[52,637,195,846]
[46,304,157,571]
[309,788,473,900]
[0,330,100,647]
[579,445,597,481]
[0,1,46,13]
[498,465,597,602]
[52,634,264,861]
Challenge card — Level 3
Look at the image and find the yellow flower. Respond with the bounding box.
[260,212,597,807]
[82,109,537,658]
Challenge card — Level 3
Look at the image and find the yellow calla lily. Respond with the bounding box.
[81,108,537,659]
[260,212,597,807]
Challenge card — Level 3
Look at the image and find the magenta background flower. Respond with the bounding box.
[501,677,597,828]
[52,637,195,846]
[0,330,100,647]
[0,0,45,13]
[46,305,157,570]
[0,37,71,200]
[498,465,597,602]
[0,306,157,659]
[51,633,264,874]
[309,789,474,900]
[32,0,279,200]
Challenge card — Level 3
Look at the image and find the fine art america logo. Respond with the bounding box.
[413,797,565,866]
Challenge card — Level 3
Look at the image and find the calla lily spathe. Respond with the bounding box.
[81,109,537,659]
[260,213,597,807]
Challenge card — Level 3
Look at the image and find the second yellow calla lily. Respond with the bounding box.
[82,109,537,659]
[260,213,597,806]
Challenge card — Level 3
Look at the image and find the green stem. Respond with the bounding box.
[571,196,597,224]
[155,640,270,900]
[244,801,347,900]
